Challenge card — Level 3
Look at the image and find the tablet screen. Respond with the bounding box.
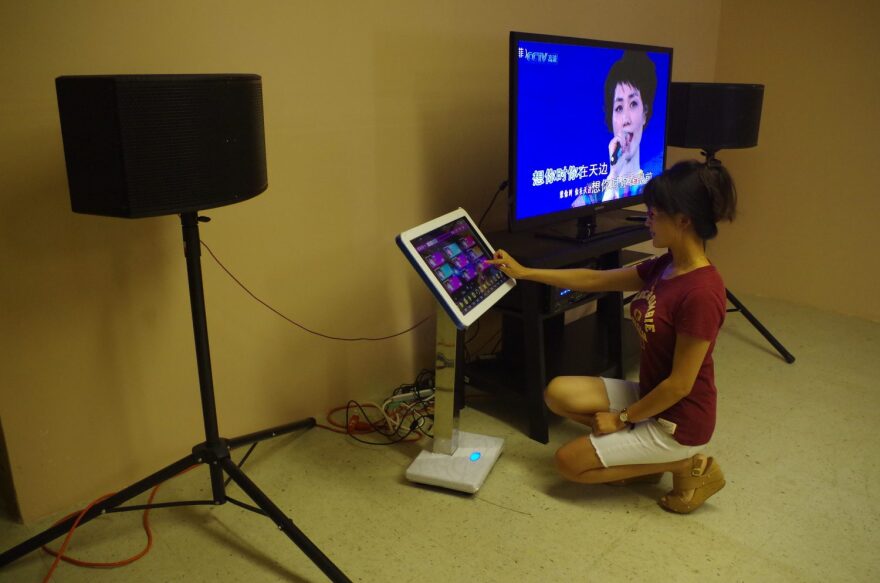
[409,217,509,316]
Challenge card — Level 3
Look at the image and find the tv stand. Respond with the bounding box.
[534,210,646,244]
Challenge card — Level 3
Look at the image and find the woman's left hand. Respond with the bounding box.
[592,411,628,435]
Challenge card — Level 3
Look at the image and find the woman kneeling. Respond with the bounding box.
[488,159,736,513]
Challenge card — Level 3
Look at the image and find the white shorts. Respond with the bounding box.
[589,377,707,468]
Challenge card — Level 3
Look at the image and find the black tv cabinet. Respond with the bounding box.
[464,210,651,443]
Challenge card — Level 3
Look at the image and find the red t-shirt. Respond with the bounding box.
[631,253,726,445]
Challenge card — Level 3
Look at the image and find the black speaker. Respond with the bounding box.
[55,74,268,218]
[668,82,764,151]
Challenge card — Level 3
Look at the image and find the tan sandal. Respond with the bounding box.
[606,472,664,486]
[658,456,725,513]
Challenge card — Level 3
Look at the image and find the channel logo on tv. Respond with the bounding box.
[518,47,558,64]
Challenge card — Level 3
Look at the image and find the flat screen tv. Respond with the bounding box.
[509,32,673,239]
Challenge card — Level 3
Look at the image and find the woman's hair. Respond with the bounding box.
[642,159,737,240]
[604,51,657,132]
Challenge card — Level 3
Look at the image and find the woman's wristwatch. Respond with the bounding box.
[619,408,630,425]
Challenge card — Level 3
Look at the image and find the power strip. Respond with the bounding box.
[387,388,435,403]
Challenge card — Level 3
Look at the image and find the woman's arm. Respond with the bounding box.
[487,249,644,293]
[592,332,711,434]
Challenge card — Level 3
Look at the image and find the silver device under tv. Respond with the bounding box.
[396,208,515,493]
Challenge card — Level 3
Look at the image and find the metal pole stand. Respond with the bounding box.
[404,304,504,493]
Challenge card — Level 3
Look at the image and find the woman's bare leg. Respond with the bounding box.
[555,437,689,483]
[543,376,611,427]
[554,435,709,504]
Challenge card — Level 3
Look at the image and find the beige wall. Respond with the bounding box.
[709,0,880,321]
[0,0,723,522]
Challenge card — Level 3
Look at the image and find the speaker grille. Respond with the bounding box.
[667,83,764,151]
[56,74,268,218]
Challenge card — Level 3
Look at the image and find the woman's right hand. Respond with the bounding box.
[486,249,529,280]
[608,134,623,167]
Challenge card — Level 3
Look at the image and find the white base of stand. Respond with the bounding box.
[406,431,504,494]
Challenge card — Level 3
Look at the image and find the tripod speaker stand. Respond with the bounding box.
[0,75,351,581]
[668,82,795,364]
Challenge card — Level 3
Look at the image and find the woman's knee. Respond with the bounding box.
[543,377,566,411]
[554,447,579,481]
[544,375,609,414]
[554,438,604,482]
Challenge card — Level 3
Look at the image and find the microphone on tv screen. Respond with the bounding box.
[610,142,622,165]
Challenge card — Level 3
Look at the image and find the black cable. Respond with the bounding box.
[463,320,481,363]
[416,369,434,389]
[200,240,432,341]
[466,320,481,344]
[405,371,434,437]
[489,334,503,356]
[340,368,437,445]
[343,400,422,446]
[470,328,502,357]
[392,368,431,397]
[392,369,433,396]
[408,412,433,439]
[477,180,509,228]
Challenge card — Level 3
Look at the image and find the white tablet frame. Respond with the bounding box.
[396,208,516,329]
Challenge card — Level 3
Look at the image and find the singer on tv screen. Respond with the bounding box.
[513,37,671,221]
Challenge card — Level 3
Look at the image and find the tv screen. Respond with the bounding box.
[509,32,673,232]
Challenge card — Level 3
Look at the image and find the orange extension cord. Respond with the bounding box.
[40,465,198,582]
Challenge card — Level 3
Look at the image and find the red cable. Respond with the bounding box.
[317,403,427,442]
[41,465,198,580]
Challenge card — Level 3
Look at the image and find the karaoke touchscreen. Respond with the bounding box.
[396,208,516,329]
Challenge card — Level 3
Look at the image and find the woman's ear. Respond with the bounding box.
[675,213,692,230]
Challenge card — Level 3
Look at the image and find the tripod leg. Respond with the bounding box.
[726,289,796,364]
[0,454,197,567]
[226,417,316,450]
[219,457,351,583]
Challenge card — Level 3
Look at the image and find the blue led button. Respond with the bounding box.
[469,452,482,462]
